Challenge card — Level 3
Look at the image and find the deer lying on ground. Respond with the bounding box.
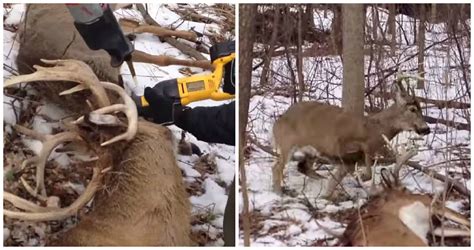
[3,59,192,246]
[15,4,122,113]
[343,168,470,246]
[272,77,430,198]
[15,4,211,113]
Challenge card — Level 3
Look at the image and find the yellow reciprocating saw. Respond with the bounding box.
[138,51,235,107]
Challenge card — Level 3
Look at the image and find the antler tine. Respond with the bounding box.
[381,134,417,183]
[14,125,83,199]
[395,73,425,94]
[4,59,111,108]
[3,167,106,221]
[432,205,471,228]
[430,205,471,238]
[75,81,138,146]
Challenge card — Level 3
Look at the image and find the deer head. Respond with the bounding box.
[344,168,470,246]
[388,76,430,135]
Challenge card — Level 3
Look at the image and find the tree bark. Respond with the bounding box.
[239,4,257,247]
[417,5,426,89]
[296,6,305,102]
[387,5,396,54]
[259,5,281,87]
[342,4,365,116]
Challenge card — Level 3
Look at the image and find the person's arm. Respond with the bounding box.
[140,86,235,145]
[175,102,235,145]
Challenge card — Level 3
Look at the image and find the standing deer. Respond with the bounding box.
[343,168,470,246]
[3,60,193,246]
[272,78,430,198]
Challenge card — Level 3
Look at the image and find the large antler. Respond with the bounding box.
[3,59,138,221]
[74,81,138,146]
[13,125,83,199]
[4,59,138,146]
[380,137,471,239]
[4,167,109,221]
[394,72,424,96]
[4,59,111,108]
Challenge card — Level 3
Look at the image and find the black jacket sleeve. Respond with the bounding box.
[175,101,235,146]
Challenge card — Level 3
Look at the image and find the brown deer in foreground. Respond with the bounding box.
[272,77,430,198]
[343,168,470,246]
[15,4,211,113]
[3,60,192,246]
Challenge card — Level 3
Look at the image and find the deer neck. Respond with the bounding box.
[368,105,402,141]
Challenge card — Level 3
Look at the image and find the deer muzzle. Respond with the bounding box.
[416,126,431,135]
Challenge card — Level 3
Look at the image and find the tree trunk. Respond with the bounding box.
[330,6,343,55]
[296,6,305,102]
[238,4,257,247]
[387,5,396,55]
[342,4,365,116]
[417,5,426,89]
[259,5,280,87]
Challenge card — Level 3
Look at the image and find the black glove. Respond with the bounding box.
[143,86,188,125]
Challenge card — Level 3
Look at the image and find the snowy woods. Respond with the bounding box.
[239,4,470,246]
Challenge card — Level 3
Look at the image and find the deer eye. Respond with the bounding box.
[408,106,417,113]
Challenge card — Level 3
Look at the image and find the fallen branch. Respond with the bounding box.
[406,160,470,197]
[372,91,470,109]
[135,4,207,61]
[170,7,223,25]
[422,116,470,131]
[120,18,198,43]
[248,136,277,156]
[132,50,213,70]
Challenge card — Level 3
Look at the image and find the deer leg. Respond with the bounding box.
[322,164,349,199]
[272,152,287,194]
[359,146,373,182]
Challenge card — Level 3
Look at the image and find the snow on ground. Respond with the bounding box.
[240,8,470,246]
[3,4,234,246]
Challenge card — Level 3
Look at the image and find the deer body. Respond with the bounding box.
[343,169,470,246]
[7,3,195,245]
[15,4,120,113]
[344,188,431,246]
[53,121,192,246]
[4,60,193,245]
[17,4,119,83]
[272,82,430,197]
[274,102,400,165]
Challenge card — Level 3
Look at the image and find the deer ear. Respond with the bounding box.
[392,82,407,105]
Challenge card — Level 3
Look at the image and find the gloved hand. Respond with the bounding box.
[142,85,188,125]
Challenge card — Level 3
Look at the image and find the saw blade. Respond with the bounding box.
[126,59,139,85]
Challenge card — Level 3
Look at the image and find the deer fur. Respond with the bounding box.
[17,4,119,83]
[272,81,430,197]
[16,4,120,112]
[50,121,192,246]
[343,169,470,246]
[4,59,193,245]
